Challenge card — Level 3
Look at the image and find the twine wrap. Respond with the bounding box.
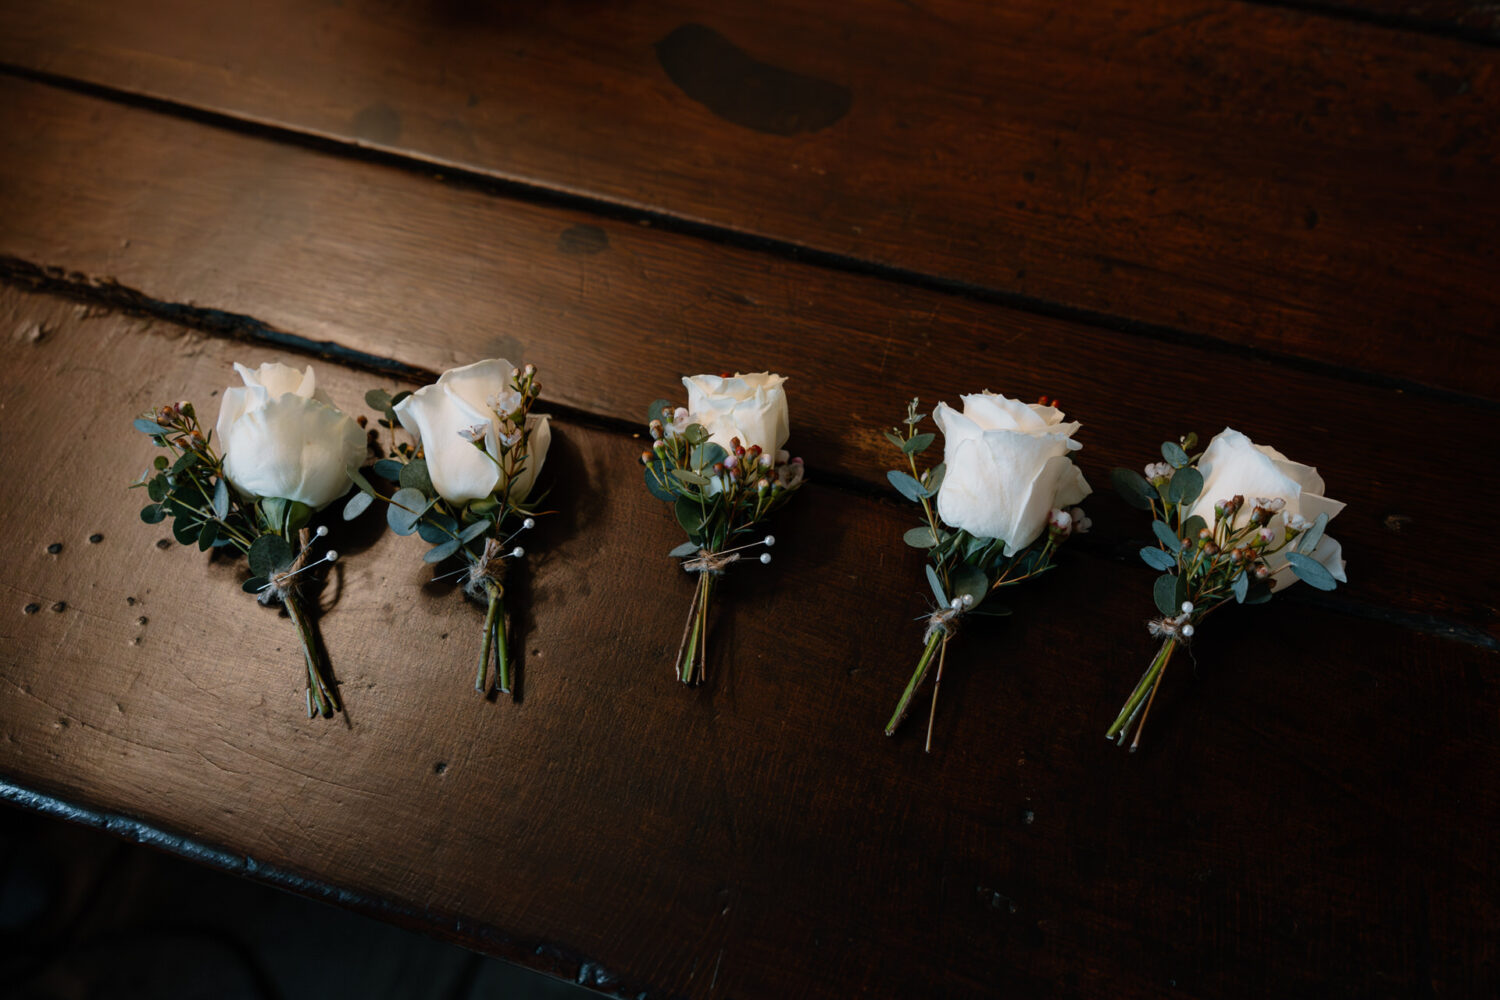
[922,604,965,645]
[1147,613,1195,642]
[258,527,312,607]
[465,537,510,600]
[682,549,740,575]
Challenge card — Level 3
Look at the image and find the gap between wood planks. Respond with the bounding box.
[0,777,646,999]
[3,265,1493,654]
[0,61,1494,414]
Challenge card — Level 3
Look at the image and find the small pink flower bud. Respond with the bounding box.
[640,451,653,465]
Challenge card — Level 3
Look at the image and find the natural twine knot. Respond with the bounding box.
[922,602,967,644]
[259,528,313,606]
[1147,613,1196,642]
[465,537,510,599]
[682,549,740,575]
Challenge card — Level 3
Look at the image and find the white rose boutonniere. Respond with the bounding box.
[884,393,1092,751]
[350,360,551,699]
[641,373,804,685]
[1107,428,1349,750]
[133,361,363,719]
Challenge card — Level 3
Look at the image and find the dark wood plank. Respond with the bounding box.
[1284,0,1500,39]
[1,285,1497,998]
[1,76,1494,641]
[1,0,1497,398]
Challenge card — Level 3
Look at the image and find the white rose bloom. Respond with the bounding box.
[215,362,364,510]
[1189,428,1347,591]
[682,373,790,455]
[393,359,550,506]
[933,392,1092,554]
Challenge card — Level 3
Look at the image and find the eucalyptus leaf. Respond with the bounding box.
[675,496,704,535]
[925,564,947,607]
[153,455,169,470]
[950,564,989,609]
[372,458,404,482]
[1167,466,1203,506]
[387,487,429,536]
[1286,551,1338,591]
[283,501,313,534]
[1297,511,1329,554]
[248,534,294,578]
[343,491,374,521]
[140,504,165,524]
[417,513,459,545]
[684,424,709,446]
[671,468,711,488]
[669,541,700,558]
[643,462,676,502]
[1111,468,1154,511]
[391,391,412,407]
[211,478,230,519]
[1182,514,1208,543]
[242,576,268,594]
[133,418,169,436]
[147,475,170,502]
[1244,580,1274,604]
[423,537,463,563]
[347,465,377,497]
[365,389,393,412]
[197,519,219,551]
[902,432,936,455]
[1140,546,1177,571]
[887,470,926,503]
[1153,574,1181,616]
[1161,441,1190,468]
[1151,520,1183,553]
[169,450,197,476]
[646,398,674,426]
[904,525,937,548]
[172,516,201,546]
[690,442,727,469]
[923,462,946,497]
[399,459,434,496]
[459,519,491,544]
[1232,569,1249,603]
[884,430,906,450]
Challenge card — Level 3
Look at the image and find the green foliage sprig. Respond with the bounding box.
[351,366,548,697]
[1106,433,1342,750]
[131,402,342,717]
[884,398,1079,750]
[640,398,804,685]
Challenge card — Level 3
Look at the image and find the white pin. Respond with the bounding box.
[258,550,337,591]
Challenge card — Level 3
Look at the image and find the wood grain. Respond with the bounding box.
[1,76,1494,641]
[1,285,1497,998]
[1,0,1496,397]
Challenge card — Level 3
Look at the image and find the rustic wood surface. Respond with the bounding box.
[1,288,1496,998]
[1,0,1498,397]
[0,2,1497,997]
[0,78,1493,642]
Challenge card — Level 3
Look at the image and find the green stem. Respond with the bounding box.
[886,629,945,736]
[674,573,705,684]
[1105,638,1178,743]
[477,582,502,693]
[284,589,338,718]
[492,581,512,695]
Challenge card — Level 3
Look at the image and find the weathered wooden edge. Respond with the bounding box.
[0,775,650,998]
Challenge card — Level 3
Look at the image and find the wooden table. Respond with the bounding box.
[1,2,1496,996]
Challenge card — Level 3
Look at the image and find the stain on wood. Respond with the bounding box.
[655,23,852,135]
[0,0,1495,395]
